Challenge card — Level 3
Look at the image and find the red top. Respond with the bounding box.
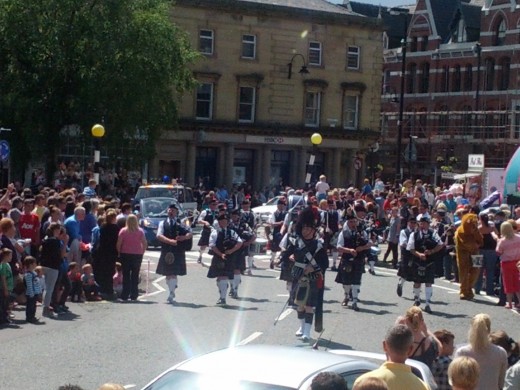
[19,213,40,243]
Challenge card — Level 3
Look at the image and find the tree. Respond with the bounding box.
[0,0,197,182]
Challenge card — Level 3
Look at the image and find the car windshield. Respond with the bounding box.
[144,370,294,390]
[136,187,193,203]
[141,199,180,218]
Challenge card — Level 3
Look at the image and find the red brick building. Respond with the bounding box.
[348,0,520,184]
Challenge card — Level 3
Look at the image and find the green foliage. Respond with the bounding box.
[0,0,197,178]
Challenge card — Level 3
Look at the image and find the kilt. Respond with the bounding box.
[207,254,235,279]
[335,257,364,285]
[156,248,187,276]
[412,260,435,284]
[197,227,211,246]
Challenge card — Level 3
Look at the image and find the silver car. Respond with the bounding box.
[141,344,380,389]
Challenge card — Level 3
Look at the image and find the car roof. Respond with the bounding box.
[138,184,191,189]
[167,345,376,389]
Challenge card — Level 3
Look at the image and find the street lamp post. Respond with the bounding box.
[305,132,322,188]
[287,54,310,79]
[390,7,409,184]
[91,124,105,185]
[473,42,482,138]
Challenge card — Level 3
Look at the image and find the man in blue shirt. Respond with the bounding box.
[64,207,86,265]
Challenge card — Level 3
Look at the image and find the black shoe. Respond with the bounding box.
[424,304,432,314]
[252,263,258,269]
[197,256,202,264]
[331,266,338,272]
[352,302,359,311]
[228,289,234,297]
[369,269,376,275]
[27,318,42,324]
[414,299,421,307]
[396,283,403,297]
[231,291,238,299]
[216,298,226,305]
[270,261,274,269]
[341,297,349,307]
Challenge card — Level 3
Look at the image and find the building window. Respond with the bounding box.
[464,64,473,91]
[419,63,429,93]
[199,29,214,55]
[343,95,359,130]
[410,36,418,52]
[452,65,461,92]
[238,86,255,123]
[462,105,472,134]
[495,18,506,46]
[308,41,322,66]
[383,69,391,93]
[196,83,213,120]
[304,91,321,127]
[347,46,360,70]
[420,36,428,51]
[407,63,417,94]
[439,105,449,133]
[498,57,510,90]
[441,66,450,92]
[241,34,256,59]
[484,58,495,91]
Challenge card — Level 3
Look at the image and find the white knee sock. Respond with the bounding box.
[167,278,177,298]
[217,279,228,299]
[247,256,254,269]
[332,251,338,266]
[398,277,405,286]
[425,286,433,303]
[286,281,292,293]
[352,285,360,302]
[413,287,421,300]
[270,252,276,263]
[232,274,241,292]
[369,260,375,271]
[343,285,352,296]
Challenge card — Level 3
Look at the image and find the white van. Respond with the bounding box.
[133,184,198,213]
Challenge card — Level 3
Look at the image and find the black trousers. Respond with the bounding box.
[26,295,37,320]
[120,253,143,300]
[52,271,71,307]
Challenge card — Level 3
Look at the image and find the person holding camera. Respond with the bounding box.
[207,213,242,305]
[407,216,444,313]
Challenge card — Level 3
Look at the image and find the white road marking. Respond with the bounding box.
[237,332,263,345]
[275,308,294,322]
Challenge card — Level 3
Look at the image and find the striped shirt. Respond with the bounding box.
[24,271,42,297]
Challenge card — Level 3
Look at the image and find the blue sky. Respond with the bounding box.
[329,0,414,6]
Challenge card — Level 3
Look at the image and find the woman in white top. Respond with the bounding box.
[315,175,330,202]
[454,313,508,390]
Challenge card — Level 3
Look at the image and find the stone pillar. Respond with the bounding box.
[262,146,271,189]
[186,142,196,186]
[332,147,342,188]
[298,147,308,188]
[224,143,235,188]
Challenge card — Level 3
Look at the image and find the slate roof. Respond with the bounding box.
[430,0,461,43]
[175,0,381,27]
[347,2,413,49]
[237,0,353,14]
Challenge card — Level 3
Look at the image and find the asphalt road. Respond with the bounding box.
[1,241,518,390]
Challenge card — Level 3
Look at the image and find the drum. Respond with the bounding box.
[250,238,268,255]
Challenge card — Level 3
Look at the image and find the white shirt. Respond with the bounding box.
[315,181,330,195]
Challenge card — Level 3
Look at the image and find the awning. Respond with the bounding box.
[454,172,481,180]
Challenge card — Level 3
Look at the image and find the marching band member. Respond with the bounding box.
[229,209,255,298]
[335,214,371,311]
[196,199,218,263]
[320,199,341,271]
[282,207,328,342]
[206,214,242,305]
[267,199,287,269]
[396,217,417,298]
[240,199,257,275]
[156,203,193,304]
[407,217,444,313]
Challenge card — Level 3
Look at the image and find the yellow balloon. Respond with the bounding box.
[311,133,322,145]
[91,124,105,138]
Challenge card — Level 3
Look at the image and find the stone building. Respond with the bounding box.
[150,0,383,190]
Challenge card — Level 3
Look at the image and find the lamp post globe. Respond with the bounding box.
[91,124,105,138]
[310,132,322,146]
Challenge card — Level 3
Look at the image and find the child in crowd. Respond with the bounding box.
[68,262,83,302]
[448,356,479,390]
[113,262,123,298]
[432,329,455,390]
[81,264,101,301]
[0,248,14,325]
[35,266,45,298]
[24,256,43,324]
